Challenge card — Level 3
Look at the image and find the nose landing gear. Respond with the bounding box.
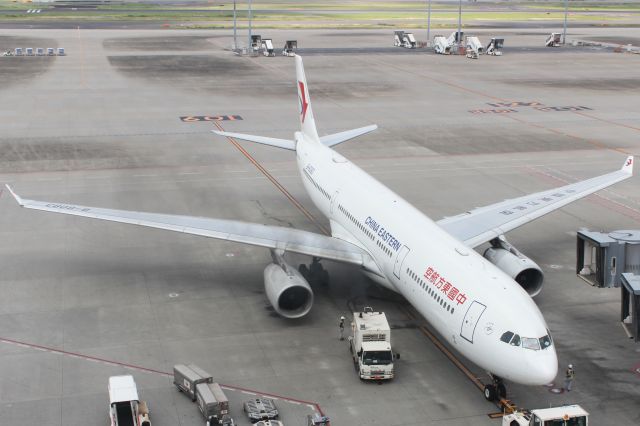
[299,258,330,286]
[483,375,507,402]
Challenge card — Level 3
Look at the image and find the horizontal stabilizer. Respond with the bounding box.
[320,125,378,148]
[213,130,296,151]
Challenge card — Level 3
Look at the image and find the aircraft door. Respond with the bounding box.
[393,245,410,279]
[330,190,339,215]
[460,301,486,343]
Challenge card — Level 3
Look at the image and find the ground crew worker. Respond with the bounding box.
[339,316,345,340]
[564,364,575,392]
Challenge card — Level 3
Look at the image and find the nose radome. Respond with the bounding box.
[530,348,558,385]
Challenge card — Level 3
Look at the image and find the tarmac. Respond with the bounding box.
[0,26,639,425]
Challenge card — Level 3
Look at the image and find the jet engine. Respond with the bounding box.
[264,261,314,319]
[483,237,544,297]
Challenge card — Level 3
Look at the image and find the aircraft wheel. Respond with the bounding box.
[309,259,323,276]
[484,384,497,402]
[497,383,507,400]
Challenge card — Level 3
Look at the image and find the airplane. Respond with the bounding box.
[6,56,634,401]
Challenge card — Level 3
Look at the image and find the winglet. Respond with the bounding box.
[622,156,634,174]
[5,184,24,206]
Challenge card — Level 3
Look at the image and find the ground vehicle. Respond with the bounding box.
[348,308,395,380]
[502,405,588,426]
[108,375,150,426]
[244,398,279,423]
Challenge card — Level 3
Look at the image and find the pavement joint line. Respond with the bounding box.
[213,121,330,235]
[573,111,640,132]
[378,57,630,157]
[0,336,326,414]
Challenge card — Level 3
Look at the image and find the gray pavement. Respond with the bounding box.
[0,27,639,425]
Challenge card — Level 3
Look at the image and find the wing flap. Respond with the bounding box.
[6,185,371,265]
[438,157,634,248]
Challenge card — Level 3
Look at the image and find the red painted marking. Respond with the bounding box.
[0,335,326,415]
[0,336,172,376]
[298,81,308,123]
[627,158,633,167]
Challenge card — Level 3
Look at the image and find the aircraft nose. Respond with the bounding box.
[527,347,558,385]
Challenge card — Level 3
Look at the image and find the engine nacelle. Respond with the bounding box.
[264,262,314,319]
[484,239,544,297]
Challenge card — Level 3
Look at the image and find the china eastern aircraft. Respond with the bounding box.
[6,56,634,401]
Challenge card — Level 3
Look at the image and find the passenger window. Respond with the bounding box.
[500,331,514,343]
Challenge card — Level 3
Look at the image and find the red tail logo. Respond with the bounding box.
[298,81,309,123]
[626,158,633,167]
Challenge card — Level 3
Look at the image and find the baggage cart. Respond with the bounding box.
[173,364,212,401]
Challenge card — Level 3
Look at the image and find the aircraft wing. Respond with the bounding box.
[5,185,372,266]
[437,156,634,248]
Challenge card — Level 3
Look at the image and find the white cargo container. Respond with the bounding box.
[348,308,395,380]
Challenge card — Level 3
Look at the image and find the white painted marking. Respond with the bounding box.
[133,174,157,178]
[225,253,235,257]
[169,293,180,298]
[241,391,255,395]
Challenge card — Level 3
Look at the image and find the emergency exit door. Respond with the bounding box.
[460,301,486,343]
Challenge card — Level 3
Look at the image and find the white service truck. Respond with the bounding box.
[502,404,588,426]
[108,375,151,426]
[348,308,395,380]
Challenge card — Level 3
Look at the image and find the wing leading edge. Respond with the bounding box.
[5,185,375,267]
[438,156,634,248]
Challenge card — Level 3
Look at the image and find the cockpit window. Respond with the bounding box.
[500,331,514,343]
[510,334,521,346]
[539,335,552,349]
[522,337,540,351]
[501,330,552,350]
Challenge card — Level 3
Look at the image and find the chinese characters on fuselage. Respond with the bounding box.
[425,267,467,306]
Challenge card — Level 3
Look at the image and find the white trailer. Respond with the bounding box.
[403,32,417,49]
[486,38,504,56]
[262,39,275,57]
[108,375,151,426]
[394,31,416,49]
[546,33,562,47]
[465,36,483,57]
[433,35,451,54]
[502,404,588,426]
[348,308,395,380]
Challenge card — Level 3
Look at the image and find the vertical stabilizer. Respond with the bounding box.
[295,55,320,142]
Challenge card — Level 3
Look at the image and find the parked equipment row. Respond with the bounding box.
[246,35,297,57]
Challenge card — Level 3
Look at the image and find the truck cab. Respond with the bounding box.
[348,308,395,380]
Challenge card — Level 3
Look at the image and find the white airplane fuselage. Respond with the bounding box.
[295,133,558,386]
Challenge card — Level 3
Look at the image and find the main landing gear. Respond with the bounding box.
[483,375,507,402]
[299,258,330,286]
